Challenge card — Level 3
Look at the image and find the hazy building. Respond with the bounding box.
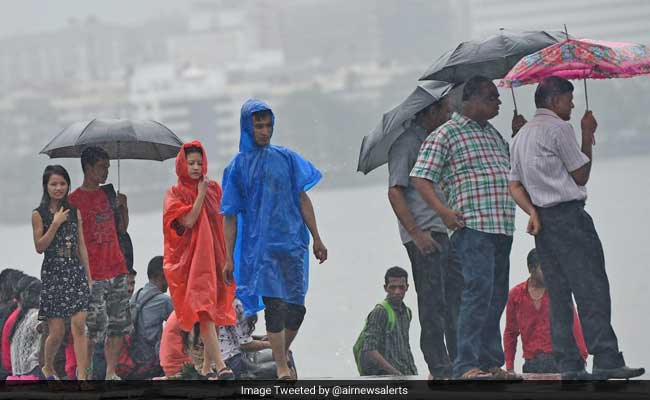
[0,15,184,91]
[463,0,650,44]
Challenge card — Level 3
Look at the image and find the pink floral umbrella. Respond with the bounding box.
[499,38,650,109]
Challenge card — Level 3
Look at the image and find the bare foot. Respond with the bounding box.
[41,366,58,379]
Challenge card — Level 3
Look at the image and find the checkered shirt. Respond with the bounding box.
[410,112,515,236]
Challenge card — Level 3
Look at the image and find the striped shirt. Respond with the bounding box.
[509,109,589,208]
[359,301,417,376]
[410,112,515,236]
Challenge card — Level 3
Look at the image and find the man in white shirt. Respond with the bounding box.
[508,76,644,380]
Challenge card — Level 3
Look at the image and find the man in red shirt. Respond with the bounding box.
[504,249,587,373]
[69,146,131,380]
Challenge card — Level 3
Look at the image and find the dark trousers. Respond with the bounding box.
[450,228,512,378]
[522,353,559,374]
[535,201,624,372]
[404,231,463,378]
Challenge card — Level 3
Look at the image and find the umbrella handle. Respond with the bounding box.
[117,141,121,192]
[583,78,595,146]
[583,77,589,111]
[510,86,518,115]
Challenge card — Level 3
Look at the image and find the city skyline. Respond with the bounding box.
[2,0,649,224]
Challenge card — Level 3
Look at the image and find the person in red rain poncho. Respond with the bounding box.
[163,141,236,380]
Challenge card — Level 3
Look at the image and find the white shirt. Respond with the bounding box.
[510,108,590,208]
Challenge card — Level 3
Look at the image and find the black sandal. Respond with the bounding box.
[198,369,219,380]
[217,367,235,380]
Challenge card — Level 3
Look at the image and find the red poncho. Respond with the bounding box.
[163,141,236,331]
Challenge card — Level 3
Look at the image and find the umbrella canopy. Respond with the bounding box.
[419,29,570,82]
[499,38,650,87]
[40,118,183,160]
[357,81,453,174]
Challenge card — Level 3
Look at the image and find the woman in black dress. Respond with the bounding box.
[31,165,91,380]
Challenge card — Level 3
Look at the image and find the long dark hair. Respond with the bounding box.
[8,276,40,340]
[39,165,71,210]
[0,268,25,304]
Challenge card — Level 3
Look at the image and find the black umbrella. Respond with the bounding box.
[419,29,570,113]
[40,118,183,190]
[357,81,453,174]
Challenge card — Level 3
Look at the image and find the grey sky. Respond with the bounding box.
[0,0,189,38]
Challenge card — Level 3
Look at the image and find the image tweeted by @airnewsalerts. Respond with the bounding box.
[241,383,409,398]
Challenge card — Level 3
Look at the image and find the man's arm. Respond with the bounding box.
[178,177,208,228]
[508,181,541,235]
[145,297,173,344]
[511,112,527,137]
[411,177,464,230]
[503,291,520,372]
[223,214,237,285]
[299,192,327,263]
[360,307,402,376]
[409,132,464,230]
[388,186,440,254]
[364,350,402,376]
[387,140,440,254]
[569,111,597,186]
[240,339,272,353]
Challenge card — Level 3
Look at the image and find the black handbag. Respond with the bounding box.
[101,184,134,272]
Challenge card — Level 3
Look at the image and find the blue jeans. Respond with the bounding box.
[451,228,512,378]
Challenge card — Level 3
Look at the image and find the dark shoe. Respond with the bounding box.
[593,366,645,380]
[561,369,593,380]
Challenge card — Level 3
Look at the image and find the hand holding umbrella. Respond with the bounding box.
[581,110,598,146]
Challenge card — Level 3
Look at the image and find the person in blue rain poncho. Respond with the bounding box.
[222,99,328,380]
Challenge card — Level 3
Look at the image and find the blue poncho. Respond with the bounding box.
[221,99,321,317]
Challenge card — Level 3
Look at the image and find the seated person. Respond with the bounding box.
[0,269,24,380]
[159,311,192,379]
[354,266,417,376]
[1,275,38,376]
[122,256,173,379]
[161,298,275,379]
[217,298,272,379]
[8,278,43,379]
[504,249,588,373]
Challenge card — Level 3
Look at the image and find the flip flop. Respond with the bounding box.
[459,368,495,380]
[202,372,219,381]
[217,367,235,381]
[487,367,523,380]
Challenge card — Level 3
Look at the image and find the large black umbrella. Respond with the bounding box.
[357,81,453,174]
[40,118,183,189]
[419,29,570,112]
